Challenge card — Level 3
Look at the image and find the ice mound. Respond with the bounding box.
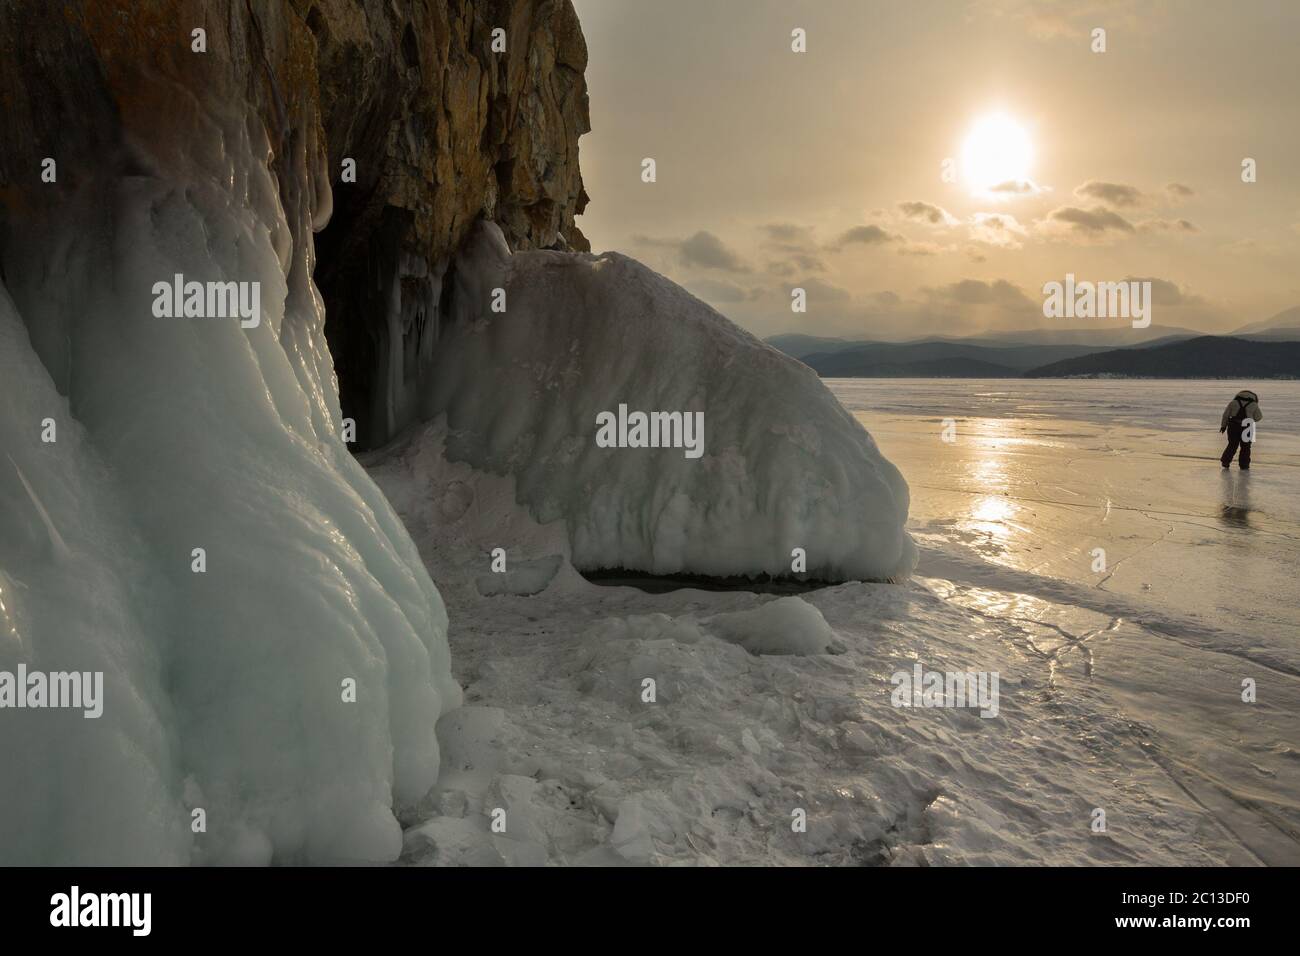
[475,555,565,596]
[705,596,835,656]
[426,222,916,583]
[0,86,458,863]
[363,420,587,599]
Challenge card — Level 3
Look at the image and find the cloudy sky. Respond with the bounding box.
[570,0,1300,341]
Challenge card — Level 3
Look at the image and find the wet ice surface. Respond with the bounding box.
[370,381,1300,866]
[834,378,1300,641]
[836,378,1300,864]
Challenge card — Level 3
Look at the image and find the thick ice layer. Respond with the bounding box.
[0,287,189,865]
[0,87,459,864]
[427,223,916,582]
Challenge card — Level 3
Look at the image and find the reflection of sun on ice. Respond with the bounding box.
[972,453,1006,487]
[972,496,1019,535]
[961,113,1033,195]
[957,419,1025,556]
[971,495,1016,526]
[961,495,1022,560]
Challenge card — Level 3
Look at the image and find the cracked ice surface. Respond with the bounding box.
[371,381,1300,866]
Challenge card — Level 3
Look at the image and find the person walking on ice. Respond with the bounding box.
[1220,388,1262,469]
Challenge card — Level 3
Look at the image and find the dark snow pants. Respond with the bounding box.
[1221,423,1253,468]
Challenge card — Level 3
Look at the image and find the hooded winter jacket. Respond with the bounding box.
[1220,389,1263,429]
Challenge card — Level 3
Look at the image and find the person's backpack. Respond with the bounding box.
[1230,396,1254,425]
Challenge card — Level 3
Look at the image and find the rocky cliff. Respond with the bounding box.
[0,0,591,863]
[0,0,590,445]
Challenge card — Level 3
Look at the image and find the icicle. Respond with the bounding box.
[7,455,69,560]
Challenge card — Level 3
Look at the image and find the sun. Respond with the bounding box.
[961,113,1033,196]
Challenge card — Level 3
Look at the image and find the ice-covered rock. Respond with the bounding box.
[610,795,656,864]
[706,596,836,656]
[0,287,189,865]
[425,221,917,583]
[0,68,459,865]
[1,1,592,454]
[476,555,565,596]
[0,0,915,869]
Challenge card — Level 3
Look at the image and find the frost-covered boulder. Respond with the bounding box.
[427,222,917,583]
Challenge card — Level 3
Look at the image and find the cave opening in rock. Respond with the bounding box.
[317,202,458,454]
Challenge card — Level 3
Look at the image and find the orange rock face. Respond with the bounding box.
[0,0,590,443]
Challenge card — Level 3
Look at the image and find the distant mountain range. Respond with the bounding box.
[1233,305,1300,335]
[766,309,1300,379]
[798,340,1102,377]
[1022,336,1300,379]
[767,324,1203,358]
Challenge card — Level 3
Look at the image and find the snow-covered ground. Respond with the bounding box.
[368,379,1300,866]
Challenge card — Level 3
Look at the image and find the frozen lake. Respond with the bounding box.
[833,378,1300,863]
[832,378,1300,648]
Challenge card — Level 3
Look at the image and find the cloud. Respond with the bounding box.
[752,223,827,272]
[678,231,750,272]
[898,241,944,256]
[1073,180,1145,208]
[791,276,853,306]
[836,224,902,247]
[926,278,1036,309]
[761,223,816,246]
[768,253,826,274]
[1041,204,1136,237]
[897,201,958,226]
[738,280,1079,341]
[1165,183,1195,203]
[1125,276,1202,307]
[969,212,1027,248]
[1139,217,1199,234]
[634,230,751,272]
[988,178,1046,198]
[976,0,1150,42]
